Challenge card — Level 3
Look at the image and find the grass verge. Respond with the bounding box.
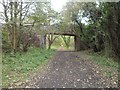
[2,48,56,88]
[87,51,119,78]
[88,52,118,69]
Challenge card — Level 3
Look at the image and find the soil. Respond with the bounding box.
[23,51,118,88]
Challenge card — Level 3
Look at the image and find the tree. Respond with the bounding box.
[1,1,32,54]
[101,2,120,58]
[47,33,59,49]
[62,1,120,59]
[61,35,71,49]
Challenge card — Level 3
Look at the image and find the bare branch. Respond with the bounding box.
[21,3,32,21]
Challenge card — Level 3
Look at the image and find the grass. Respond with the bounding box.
[87,51,119,77]
[2,47,56,88]
[88,52,118,69]
[46,35,75,51]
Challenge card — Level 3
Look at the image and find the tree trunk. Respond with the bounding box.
[74,35,81,51]
[48,42,52,49]
[13,2,18,54]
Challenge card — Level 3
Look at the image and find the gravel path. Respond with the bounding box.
[25,51,118,88]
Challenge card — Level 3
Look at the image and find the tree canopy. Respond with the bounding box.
[1,1,120,59]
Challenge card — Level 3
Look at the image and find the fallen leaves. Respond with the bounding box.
[96,71,100,74]
[77,79,80,82]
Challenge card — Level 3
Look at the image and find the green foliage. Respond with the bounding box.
[62,2,120,56]
[61,36,71,48]
[46,35,74,50]
[2,29,11,53]
[88,52,118,69]
[101,2,120,58]
[88,51,119,78]
[2,48,56,87]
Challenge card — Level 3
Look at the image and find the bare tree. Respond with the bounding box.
[47,33,59,49]
[1,0,32,54]
[61,35,71,49]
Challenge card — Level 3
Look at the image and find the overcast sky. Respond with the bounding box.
[51,0,68,12]
[0,0,88,24]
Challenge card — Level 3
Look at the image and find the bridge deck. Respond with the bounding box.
[47,32,76,36]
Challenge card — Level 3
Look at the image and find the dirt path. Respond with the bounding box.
[24,51,118,88]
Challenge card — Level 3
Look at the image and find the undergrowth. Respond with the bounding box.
[2,48,56,87]
[88,52,118,69]
[87,51,119,78]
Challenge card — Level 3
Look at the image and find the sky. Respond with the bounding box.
[0,0,88,24]
[51,0,68,12]
[0,0,119,24]
[0,0,69,23]
[51,0,88,24]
